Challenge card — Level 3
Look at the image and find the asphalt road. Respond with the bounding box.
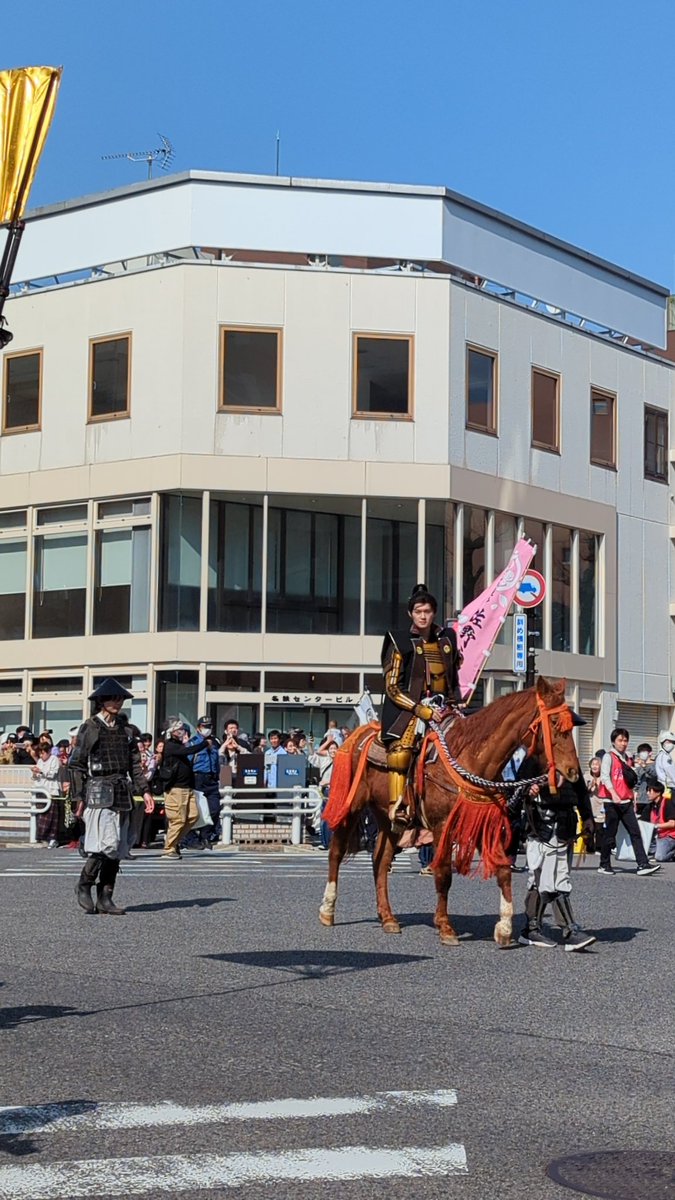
[0,845,673,1200]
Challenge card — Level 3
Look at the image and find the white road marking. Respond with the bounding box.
[0,1089,458,1134]
[0,1142,468,1198]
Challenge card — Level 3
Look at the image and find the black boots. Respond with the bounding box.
[518,889,556,948]
[76,854,101,914]
[551,893,596,952]
[96,857,126,915]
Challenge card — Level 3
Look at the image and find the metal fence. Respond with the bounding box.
[0,787,53,843]
[219,786,322,846]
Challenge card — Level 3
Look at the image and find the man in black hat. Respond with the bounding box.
[380,582,463,825]
[515,713,597,951]
[70,678,153,915]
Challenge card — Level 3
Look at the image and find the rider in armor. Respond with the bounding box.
[71,678,153,916]
[381,583,463,826]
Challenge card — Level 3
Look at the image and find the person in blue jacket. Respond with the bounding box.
[187,715,222,847]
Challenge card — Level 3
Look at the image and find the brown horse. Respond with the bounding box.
[318,676,580,947]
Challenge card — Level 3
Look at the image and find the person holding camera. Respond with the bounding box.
[598,728,660,877]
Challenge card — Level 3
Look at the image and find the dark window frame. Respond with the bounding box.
[2,348,42,434]
[644,405,668,483]
[590,387,616,469]
[466,344,497,435]
[352,333,413,420]
[531,367,560,453]
[88,333,131,423]
[218,325,282,413]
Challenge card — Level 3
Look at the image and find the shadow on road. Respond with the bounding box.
[203,949,432,978]
[0,1100,97,1156]
[0,1004,80,1031]
[125,897,234,913]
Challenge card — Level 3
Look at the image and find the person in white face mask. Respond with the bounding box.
[655,731,675,795]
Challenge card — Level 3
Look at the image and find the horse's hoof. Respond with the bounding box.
[495,938,518,949]
[381,919,402,935]
[319,910,334,927]
[439,931,460,946]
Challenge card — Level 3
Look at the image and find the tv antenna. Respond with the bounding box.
[102,133,175,179]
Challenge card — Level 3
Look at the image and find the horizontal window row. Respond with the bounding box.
[0,491,601,657]
[2,333,667,481]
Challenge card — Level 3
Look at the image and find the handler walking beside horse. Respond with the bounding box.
[381,582,462,826]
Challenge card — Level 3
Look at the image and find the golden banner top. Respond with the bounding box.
[0,66,61,225]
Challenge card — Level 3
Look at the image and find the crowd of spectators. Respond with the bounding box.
[584,729,675,870]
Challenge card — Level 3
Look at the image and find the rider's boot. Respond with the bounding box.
[518,889,556,948]
[386,742,413,826]
[95,857,126,916]
[551,892,596,952]
[76,853,101,914]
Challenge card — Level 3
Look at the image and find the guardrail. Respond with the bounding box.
[218,785,321,846]
[0,787,53,843]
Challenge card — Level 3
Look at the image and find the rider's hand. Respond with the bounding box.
[414,704,434,722]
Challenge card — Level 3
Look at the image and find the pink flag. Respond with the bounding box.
[453,538,536,701]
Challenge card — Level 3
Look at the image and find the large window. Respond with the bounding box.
[462,507,486,608]
[522,518,545,644]
[0,541,26,639]
[365,499,417,633]
[466,346,496,433]
[590,389,616,468]
[3,350,41,433]
[208,496,263,632]
[494,512,517,645]
[89,335,130,420]
[353,335,411,417]
[32,534,87,638]
[158,495,201,631]
[155,669,199,734]
[531,369,559,452]
[644,406,668,483]
[93,527,151,635]
[219,327,281,411]
[551,526,572,652]
[426,501,454,620]
[267,496,361,633]
[578,531,598,655]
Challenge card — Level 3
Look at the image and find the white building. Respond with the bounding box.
[0,169,673,759]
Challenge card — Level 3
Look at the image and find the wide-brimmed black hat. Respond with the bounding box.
[88,677,133,701]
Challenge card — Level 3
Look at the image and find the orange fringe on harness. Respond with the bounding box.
[322,722,380,830]
[426,730,511,879]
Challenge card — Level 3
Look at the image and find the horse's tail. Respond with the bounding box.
[322,721,380,830]
[431,791,511,879]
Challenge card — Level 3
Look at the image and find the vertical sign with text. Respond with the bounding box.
[513,612,527,675]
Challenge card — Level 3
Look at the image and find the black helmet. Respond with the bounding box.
[407,582,438,614]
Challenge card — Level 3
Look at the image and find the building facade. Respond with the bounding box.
[0,171,673,757]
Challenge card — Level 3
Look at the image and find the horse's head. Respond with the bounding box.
[527,676,580,788]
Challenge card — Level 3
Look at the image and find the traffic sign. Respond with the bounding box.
[513,612,527,674]
[515,569,546,609]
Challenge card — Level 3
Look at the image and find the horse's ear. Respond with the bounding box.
[536,675,565,699]
[536,675,549,697]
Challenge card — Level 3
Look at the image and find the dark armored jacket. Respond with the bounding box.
[516,755,593,842]
[380,624,462,741]
[69,715,149,807]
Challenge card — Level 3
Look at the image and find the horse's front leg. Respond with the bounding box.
[372,823,401,933]
[432,859,460,946]
[493,864,515,948]
[319,819,352,927]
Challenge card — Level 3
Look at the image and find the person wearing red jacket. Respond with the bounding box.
[597,728,660,876]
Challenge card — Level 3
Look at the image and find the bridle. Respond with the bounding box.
[524,695,574,793]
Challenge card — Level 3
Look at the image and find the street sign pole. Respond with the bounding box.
[513,612,527,676]
[525,624,540,688]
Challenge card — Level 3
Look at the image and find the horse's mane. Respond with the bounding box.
[447,687,536,758]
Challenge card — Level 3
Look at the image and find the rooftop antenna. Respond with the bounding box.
[102,133,175,179]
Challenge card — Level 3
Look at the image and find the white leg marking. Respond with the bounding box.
[319,880,337,916]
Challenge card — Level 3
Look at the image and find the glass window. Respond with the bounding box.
[93,526,151,634]
[494,512,518,646]
[31,676,83,693]
[208,497,263,632]
[466,347,496,433]
[267,496,361,634]
[0,678,21,695]
[0,540,26,639]
[354,336,411,416]
[97,497,151,519]
[265,671,359,691]
[3,351,41,432]
[590,389,616,468]
[365,498,418,634]
[89,336,130,420]
[29,701,83,741]
[33,533,87,639]
[0,509,27,530]
[531,369,559,452]
[579,531,598,656]
[210,702,260,740]
[158,495,202,631]
[220,328,280,410]
[462,507,486,608]
[36,504,88,526]
[522,518,545,645]
[426,501,454,620]
[206,670,260,692]
[551,526,572,652]
[644,407,668,483]
[0,706,23,736]
[155,669,199,735]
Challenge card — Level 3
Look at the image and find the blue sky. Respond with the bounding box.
[4,0,675,286]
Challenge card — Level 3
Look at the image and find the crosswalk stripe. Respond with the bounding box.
[0,1090,458,1135]
[0,1143,468,1198]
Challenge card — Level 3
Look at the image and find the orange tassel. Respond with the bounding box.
[431,792,511,879]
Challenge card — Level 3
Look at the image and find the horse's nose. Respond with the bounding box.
[568,766,579,783]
